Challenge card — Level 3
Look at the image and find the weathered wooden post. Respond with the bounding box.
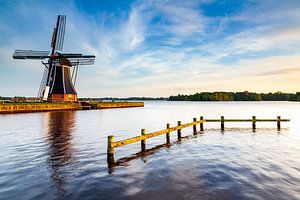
[177,121,182,141]
[200,116,204,131]
[193,118,197,134]
[141,129,146,151]
[252,116,256,130]
[166,123,170,144]
[107,135,115,164]
[221,116,225,131]
[277,116,281,130]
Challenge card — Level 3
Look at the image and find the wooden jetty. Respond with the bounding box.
[107,116,290,164]
[0,101,144,114]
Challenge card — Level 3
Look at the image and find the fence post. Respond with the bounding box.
[166,123,170,144]
[200,116,204,131]
[193,118,197,134]
[277,116,281,130]
[107,135,115,164]
[177,121,182,141]
[252,116,256,130]
[221,116,224,131]
[141,129,146,151]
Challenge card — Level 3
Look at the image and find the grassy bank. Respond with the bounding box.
[0,101,144,114]
[0,102,81,114]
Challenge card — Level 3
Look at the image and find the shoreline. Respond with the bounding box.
[0,101,144,114]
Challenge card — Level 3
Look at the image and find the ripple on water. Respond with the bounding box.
[1,102,300,200]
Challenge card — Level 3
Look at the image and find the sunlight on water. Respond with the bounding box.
[0,101,300,199]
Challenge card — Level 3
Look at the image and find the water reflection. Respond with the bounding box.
[108,143,170,174]
[45,111,76,199]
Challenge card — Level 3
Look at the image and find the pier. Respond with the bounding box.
[107,116,290,164]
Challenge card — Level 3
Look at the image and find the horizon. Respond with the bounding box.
[1,90,299,99]
[1,0,300,97]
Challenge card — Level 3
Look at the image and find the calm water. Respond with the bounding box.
[0,101,300,200]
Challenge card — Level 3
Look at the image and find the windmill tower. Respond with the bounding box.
[13,15,95,102]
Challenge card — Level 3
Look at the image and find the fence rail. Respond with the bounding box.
[107,116,290,164]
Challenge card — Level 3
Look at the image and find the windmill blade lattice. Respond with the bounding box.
[51,15,66,52]
[68,57,96,65]
[13,50,50,59]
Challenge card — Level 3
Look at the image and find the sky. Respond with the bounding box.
[0,0,300,97]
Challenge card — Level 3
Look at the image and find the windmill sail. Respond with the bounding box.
[38,66,50,98]
[68,57,96,65]
[43,86,50,101]
[51,15,66,52]
[13,50,49,59]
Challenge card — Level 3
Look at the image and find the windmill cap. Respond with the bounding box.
[59,56,71,66]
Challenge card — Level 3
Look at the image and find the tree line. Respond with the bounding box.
[169,91,300,101]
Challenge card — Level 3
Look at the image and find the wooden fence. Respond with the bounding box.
[107,116,290,164]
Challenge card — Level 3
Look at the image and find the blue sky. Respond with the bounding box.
[0,0,300,97]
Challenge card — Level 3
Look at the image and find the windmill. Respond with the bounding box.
[13,15,95,102]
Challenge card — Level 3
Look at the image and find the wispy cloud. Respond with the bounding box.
[122,9,145,49]
[155,2,206,37]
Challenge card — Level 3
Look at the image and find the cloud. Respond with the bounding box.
[257,68,300,77]
[231,0,300,25]
[155,2,206,37]
[122,9,145,49]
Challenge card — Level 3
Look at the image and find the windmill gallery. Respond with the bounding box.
[0,15,144,114]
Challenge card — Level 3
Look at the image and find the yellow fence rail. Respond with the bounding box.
[107,116,290,164]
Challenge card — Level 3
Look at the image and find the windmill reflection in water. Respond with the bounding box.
[45,111,76,198]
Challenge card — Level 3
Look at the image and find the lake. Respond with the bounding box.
[0,101,300,200]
